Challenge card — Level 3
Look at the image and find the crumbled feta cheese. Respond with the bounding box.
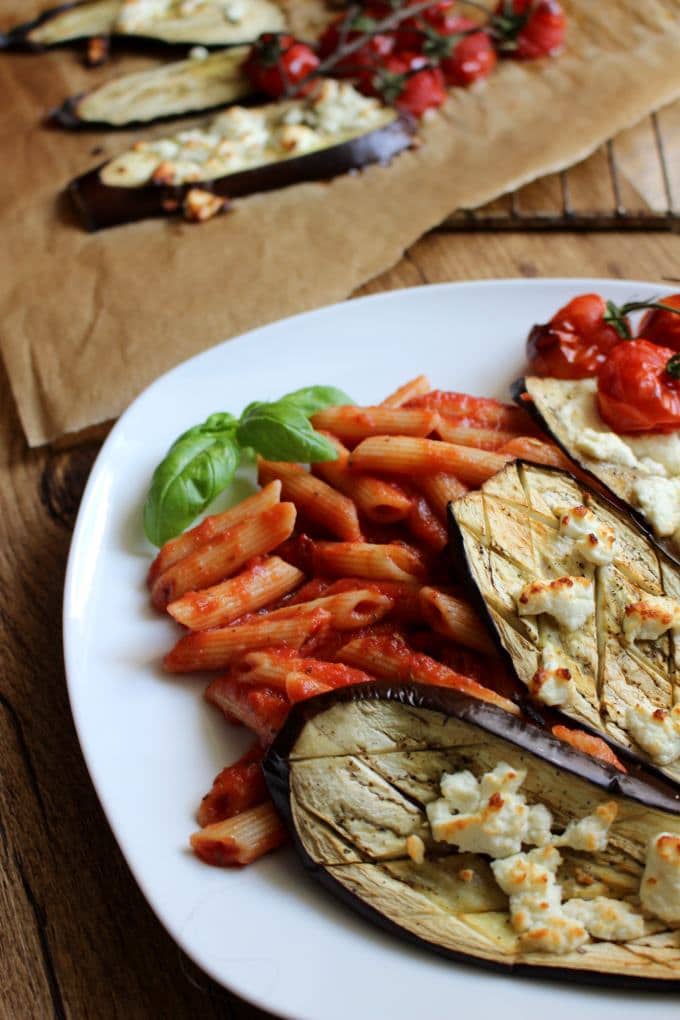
[627,431,680,477]
[526,803,554,847]
[189,44,209,58]
[622,595,680,642]
[575,428,638,467]
[117,0,170,31]
[517,576,594,631]
[555,504,616,566]
[492,847,589,954]
[277,124,321,154]
[632,476,680,539]
[529,642,577,708]
[626,703,680,765]
[553,802,617,852]
[182,187,226,222]
[640,833,680,923]
[220,0,245,21]
[405,833,425,864]
[439,769,480,813]
[562,897,645,941]
[310,79,384,135]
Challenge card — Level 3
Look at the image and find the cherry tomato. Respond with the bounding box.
[440,30,497,86]
[395,11,475,51]
[526,293,625,379]
[244,34,319,98]
[361,53,446,117]
[597,339,680,433]
[318,16,394,77]
[637,294,680,352]
[515,0,566,58]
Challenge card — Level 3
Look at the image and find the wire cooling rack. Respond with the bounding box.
[444,109,679,232]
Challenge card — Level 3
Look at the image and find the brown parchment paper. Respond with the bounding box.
[2,0,680,446]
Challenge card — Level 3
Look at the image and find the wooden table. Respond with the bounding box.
[2,227,679,1020]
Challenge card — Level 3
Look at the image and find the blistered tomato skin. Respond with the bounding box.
[516,0,566,59]
[440,31,497,86]
[597,339,680,434]
[638,294,680,352]
[526,293,624,379]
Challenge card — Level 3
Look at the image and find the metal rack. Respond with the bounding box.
[444,111,679,232]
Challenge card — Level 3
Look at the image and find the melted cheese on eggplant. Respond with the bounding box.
[116,0,246,31]
[100,81,395,188]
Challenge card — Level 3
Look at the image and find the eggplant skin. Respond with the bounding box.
[264,682,680,990]
[68,116,414,231]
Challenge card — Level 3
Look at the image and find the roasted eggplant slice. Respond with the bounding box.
[2,0,285,50]
[54,46,251,128]
[68,81,414,229]
[516,376,680,563]
[264,682,680,987]
[449,460,680,784]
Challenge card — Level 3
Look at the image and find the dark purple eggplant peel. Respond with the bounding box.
[448,459,680,785]
[264,682,680,988]
[68,111,414,230]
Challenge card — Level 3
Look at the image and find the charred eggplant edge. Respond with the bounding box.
[68,114,414,230]
[511,377,680,567]
[1,0,81,50]
[446,458,680,782]
[264,680,680,989]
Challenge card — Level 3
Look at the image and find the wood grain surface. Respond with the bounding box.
[2,228,680,1020]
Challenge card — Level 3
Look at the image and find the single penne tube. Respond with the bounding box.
[167,556,304,631]
[164,607,332,672]
[235,648,373,692]
[197,744,266,828]
[418,586,496,654]
[274,588,394,630]
[190,801,287,867]
[435,419,518,450]
[381,374,431,408]
[336,632,518,715]
[205,674,290,744]
[348,437,512,487]
[151,502,297,610]
[258,460,361,541]
[310,406,439,442]
[309,541,427,582]
[148,480,281,586]
[404,494,448,552]
[313,433,412,524]
[405,390,535,433]
[498,435,575,470]
[417,472,468,521]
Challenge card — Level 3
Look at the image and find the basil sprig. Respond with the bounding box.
[143,386,353,546]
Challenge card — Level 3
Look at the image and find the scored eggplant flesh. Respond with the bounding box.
[517,376,680,563]
[68,82,414,229]
[449,460,680,783]
[54,46,251,128]
[3,0,285,49]
[264,683,680,987]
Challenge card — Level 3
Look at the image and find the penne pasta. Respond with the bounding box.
[435,419,518,451]
[258,459,362,541]
[167,556,304,631]
[273,588,394,630]
[418,586,496,654]
[404,493,448,552]
[190,802,287,867]
[197,744,266,827]
[151,502,297,610]
[498,435,575,470]
[148,480,281,586]
[310,406,439,443]
[381,374,432,408]
[417,472,467,521]
[313,433,412,523]
[336,632,519,715]
[309,541,427,582]
[405,390,536,433]
[348,436,512,487]
[205,675,290,745]
[235,648,374,693]
[165,607,332,672]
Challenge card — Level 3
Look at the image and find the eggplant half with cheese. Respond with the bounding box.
[1,0,285,50]
[68,80,414,229]
[449,460,680,784]
[264,682,680,987]
[54,46,251,128]
[515,376,680,564]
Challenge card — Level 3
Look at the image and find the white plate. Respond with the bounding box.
[64,279,678,1020]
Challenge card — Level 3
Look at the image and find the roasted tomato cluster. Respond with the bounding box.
[526,291,680,433]
[243,0,566,118]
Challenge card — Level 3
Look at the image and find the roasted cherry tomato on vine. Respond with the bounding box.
[361,53,446,117]
[597,339,680,434]
[439,30,497,86]
[526,293,625,379]
[493,0,565,59]
[637,294,680,352]
[318,16,394,76]
[395,12,475,51]
[244,33,319,98]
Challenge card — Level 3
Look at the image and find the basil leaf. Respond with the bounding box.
[236,401,338,462]
[275,385,354,416]
[143,427,240,547]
